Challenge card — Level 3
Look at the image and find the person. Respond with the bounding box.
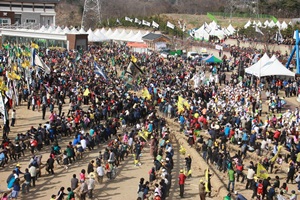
[11,109,16,127]
[80,180,88,200]
[66,187,75,200]
[29,164,37,187]
[290,190,297,200]
[50,194,57,200]
[178,169,186,198]
[223,193,231,200]
[46,155,55,175]
[267,185,276,200]
[245,166,255,189]
[96,164,104,184]
[234,191,246,200]
[87,160,95,174]
[23,168,31,194]
[227,168,235,192]
[87,174,95,198]
[10,178,20,199]
[1,193,8,200]
[199,179,206,200]
[71,174,79,191]
[57,187,66,200]
[185,154,192,178]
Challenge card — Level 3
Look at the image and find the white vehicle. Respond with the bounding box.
[187,51,199,59]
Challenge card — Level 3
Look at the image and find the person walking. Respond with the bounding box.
[96,164,104,184]
[70,174,79,191]
[178,169,186,198]
[87,175,95,198]
[29,164,37,187]
[185,154,192,178]
[11,109,16,127]
[199,179,206,200]
[46,156,55,175]
[227,167,235,192]
[80,180,88,200]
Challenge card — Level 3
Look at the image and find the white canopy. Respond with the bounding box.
[79,28,86,34]
[264,20,269,27]
[110,29,121,40]
[281,21,288,30]
[63,27,70,34]
[130,30,148,43]
[275,21,281,29]
[70,27,79,34]
[259,56,295,77]
[245,53,270,77]
[105,28,113,37]
[54,26,63,33]
[87,28,106,42]
[39,25,46,32]
[268,21,276,28]
[244,20,251,29]
[93,29,109,41]
[123,30,136,41]
[47,26,55,33]
[227,24,236,35]
[257,21,262,27]
[194,24,210,41]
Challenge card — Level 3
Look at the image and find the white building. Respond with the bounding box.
[0,0,59,26]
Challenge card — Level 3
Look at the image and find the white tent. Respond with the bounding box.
[245,53,270,77]
[289,21,293,25]
[268,21,276,28]
[110,29,121,40]
[252,20,257,25]
[281,21,288,30]
[123,30,136,41]
[63,27,70,34]
[227,24,236,35]
[100,28,107,35]
[209,28,225,39]
[259,55,295,77]
[79,28,86,34]
[209,21,218,29]
[39,25,46,32]
[70,27,79,34]
[115,29,128,40]
[244,20,251,29]
[54,26,63,33]
[194,25,210,41]
[93,29,109,41]
[275,21,281,29]
[105,28,113,37]
[87,28,107,42]
[47,26,55,33]
[264,20,269,27]
[257,21,262,27]
[130,30,148,43]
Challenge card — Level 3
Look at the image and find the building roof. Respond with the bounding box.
[2,0,60,3]
[142,33,164,41]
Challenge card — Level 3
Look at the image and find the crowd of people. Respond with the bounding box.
[0,34,299,200]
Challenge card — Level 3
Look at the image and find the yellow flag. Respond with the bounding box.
[205,168,210,192]
[177,96,190,113]
[270,145,282,163]
[142,88,151,100]
[131,55,137,63]
[83,88,90,96]
[256,163,269,179]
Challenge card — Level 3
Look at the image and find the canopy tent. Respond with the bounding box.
[275,21,281,29]
[209,28,225,39]
[123,30,136,41]
[227,24,236,35]
[39,25,46,32]
[47,26,55,33]
[264,20,269,27]
[100,28,107,35]
[109,29,121,40]
[257,21,262,27]
[105,28,113,37]
[244,20,251,29]
[115,29,128,41]
[245,53,270,77]
[126,42,148,48]
[54,26,63,33]
[70,27,79,34]
[63,27,70,34]
[209,21,218,29]
[93,29,109,41]
[194,25,210,41]
[268,21,276,28]
[259,56,295,77]
[204,55,222,63]
[281,21,288,30]
[130,31,148,43]
[79,28,86,34]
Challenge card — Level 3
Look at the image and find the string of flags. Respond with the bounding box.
[123,16,185,31]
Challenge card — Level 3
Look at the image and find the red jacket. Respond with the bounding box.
[178,173,186,185]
